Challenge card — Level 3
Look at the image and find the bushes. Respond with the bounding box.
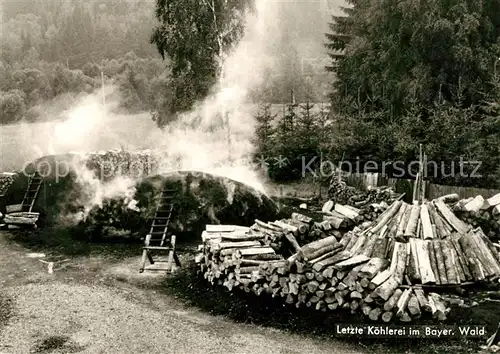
[0,90,26,124]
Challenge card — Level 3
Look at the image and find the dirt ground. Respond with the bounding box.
[0,231,365,354]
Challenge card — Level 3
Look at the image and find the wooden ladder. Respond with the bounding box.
[21,172,44,212]
[139,186,181,273]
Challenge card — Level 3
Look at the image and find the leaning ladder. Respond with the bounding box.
[21,172,44,212]
[139,187,181,273]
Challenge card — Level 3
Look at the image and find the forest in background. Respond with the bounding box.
[2,0,500,191]
[0,0,335,125]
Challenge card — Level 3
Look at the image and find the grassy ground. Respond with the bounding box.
[4,228,499,354]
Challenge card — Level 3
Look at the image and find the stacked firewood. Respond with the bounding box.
[322,200,389,225]
[452,193,500,239]
[197,196,500,323]
[0,172,17,197]
[83,149,158,181]
[247,203,389,250]
[0,204,39,228]
[328,180,402,208]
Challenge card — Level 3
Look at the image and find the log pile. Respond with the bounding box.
[83,149,158,181]
[322,200,389,225]
[197,197,500,323]
[0,172,17,197]
[1,211,39,228]
[328,180,402,208]
[452,193,500,239]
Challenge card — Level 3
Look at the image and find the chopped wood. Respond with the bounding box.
[434,199,471,234]
[335,203,359,220]
[484,193,500,209]
[384,289,403,312]
[414,288,431,312]
[396,289,411,317]
[359,258,389,279]
[404,205,421,238]
[373,242,407,300]
[464,195,485,212]
[333,255,370,270]
[291,213,313,225]
[420,205,434,239]
[322,201,334,212]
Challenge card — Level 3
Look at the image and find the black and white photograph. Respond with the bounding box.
[0,0,500,353]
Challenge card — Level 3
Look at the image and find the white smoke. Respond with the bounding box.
[3,0,337,222]
[147,0,280,193]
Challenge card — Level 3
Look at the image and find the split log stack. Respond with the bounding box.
[84,149,158,181]
[328,180,402,208]
[322,200,389,225]
[452,193,500,240]
[197,197,500,323]
[0,172,17,197]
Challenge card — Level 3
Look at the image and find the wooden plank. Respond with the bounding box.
[206,225,250,232]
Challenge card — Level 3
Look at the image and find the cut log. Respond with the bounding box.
[359,258,389,279]
[415,239,436,284]
[307,245,343,263]
[371,201,403,234]
[220,233,265,241]
[434,199,471,234]
[420,204,434,239]
[334,204,359,220]
[464,195,485,212]
[396,289,411,317]
[384,288,403,312]
[458,234,486,281]
[312,251,352,272]
[300,236,338,260]
[426,239,441,285]
[414,288,431,312]
[433,240,448,284]
[450,239,473,282]
[381,311,393,323]
[407,294,421,318]
[3,215,38,225]
[408,238,421,281]
[484,193,500,209]
[291,213,313,225]
[404,205,421,238]
[373,242,407,300]
[396,204,412,239]
[368,307,382,321]
[470,231,500,277]
[283,233,302,253]
[428,293,447,321]
[371,238,388,259]
[333,255,370,270]
[322,201,334,213]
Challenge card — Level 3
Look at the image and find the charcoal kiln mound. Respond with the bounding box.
[1,153,279,243]
[124,170,280,242]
